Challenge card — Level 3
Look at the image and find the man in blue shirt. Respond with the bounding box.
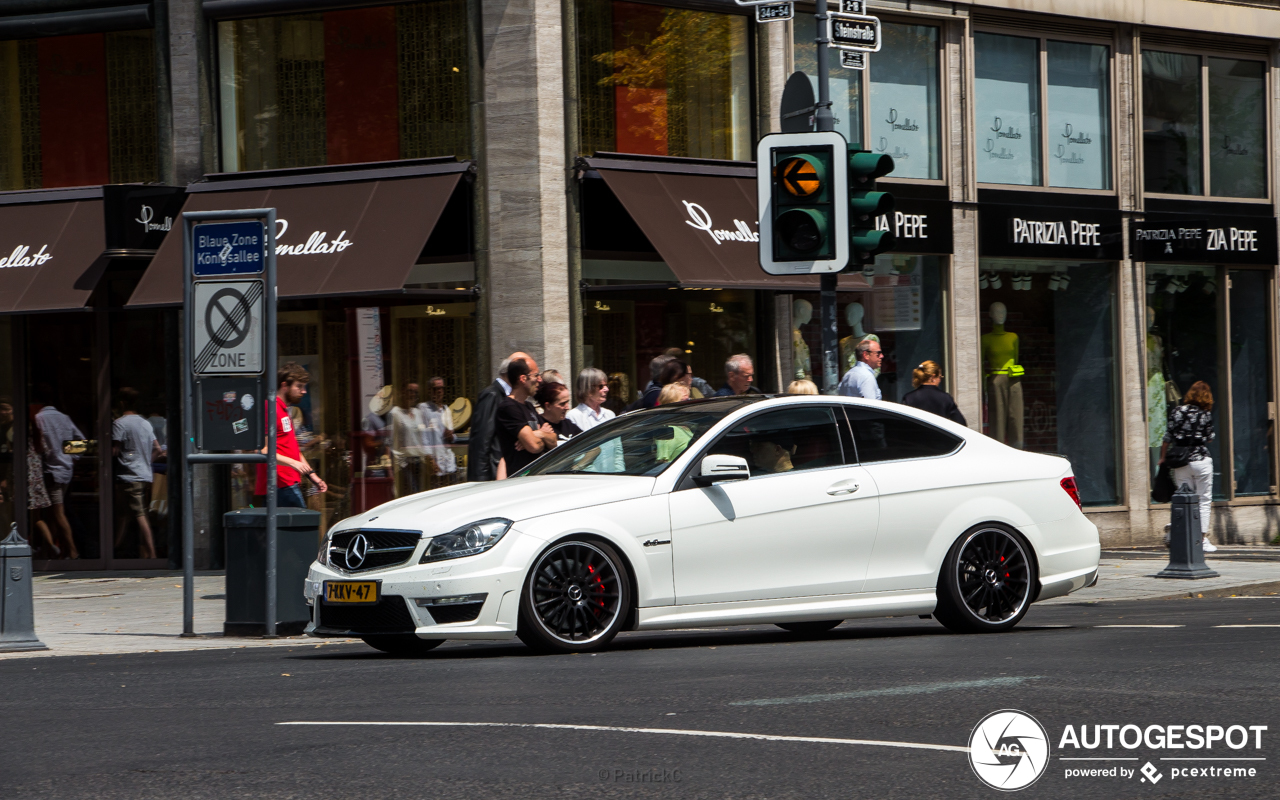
[837,340,883,400]
[713,354,759,397]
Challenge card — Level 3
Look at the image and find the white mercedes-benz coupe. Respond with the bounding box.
[304,395,1100,655]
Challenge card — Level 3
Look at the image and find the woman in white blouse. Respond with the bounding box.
[566,368,623,472]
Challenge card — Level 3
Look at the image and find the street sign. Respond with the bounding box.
[839,0,866,13]
[780,71,816,133]
[829,13,881,52]
[192,280,264,375]
[755,2,792,22]
[192,219,269,276]
[840,50,866,70]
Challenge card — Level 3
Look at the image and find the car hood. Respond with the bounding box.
[334,475,658,537]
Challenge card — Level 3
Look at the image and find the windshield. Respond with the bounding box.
[519,404,737,478]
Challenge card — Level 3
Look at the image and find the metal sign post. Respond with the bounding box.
[182,209,278,638]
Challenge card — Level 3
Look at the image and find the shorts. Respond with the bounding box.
[44,475,68,505]
[119,481,150,517]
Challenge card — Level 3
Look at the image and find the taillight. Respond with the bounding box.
[1061,476,1082,509]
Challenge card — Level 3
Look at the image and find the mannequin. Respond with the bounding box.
[981,302,1024,449]
[839,302,881,373]
[1145,306,1167,453]
[792,299,813,381]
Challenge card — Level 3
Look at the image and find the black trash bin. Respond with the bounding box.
[223,508,320,636]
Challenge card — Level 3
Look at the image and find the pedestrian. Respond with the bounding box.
[112,387,163,559]
[468,351,537,481]
[837,340,883,400]
[33,384,81,559]
[656,359,691,396]
[26,422,59,559]
[495,358,556,479]
[566,367,623,473]
[787,379,819,395]
[418,376,457,480]
[389,381,427,496]
[657,383,690,405]
[1161,380,1217,552]
[536,381,581,442]
[655,384,693,463]
[901,361,967,425]
[256,362,327,508]
[629,354,675,410]
[664,347,711,397]
[713,354,759,396]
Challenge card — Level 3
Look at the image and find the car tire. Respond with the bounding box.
[361,635,446,656]
[934,523,1035,634]
[775,620,843,636]
[518,538,631,654]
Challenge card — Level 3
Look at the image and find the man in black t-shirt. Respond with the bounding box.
[495,358,556,477]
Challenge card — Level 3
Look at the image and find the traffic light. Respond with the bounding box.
[756,131,849,275]
[847,150,896,264]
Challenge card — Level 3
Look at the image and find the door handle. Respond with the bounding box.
[826,481,859,496]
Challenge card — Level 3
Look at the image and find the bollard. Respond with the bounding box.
[1156,483,1220,579]
[0,523,49,651]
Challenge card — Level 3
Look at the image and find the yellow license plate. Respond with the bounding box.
[324,581,378,604]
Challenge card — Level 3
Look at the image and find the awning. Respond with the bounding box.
[129,168,464,307]
[0,195,106,313]
[589,157,856,291]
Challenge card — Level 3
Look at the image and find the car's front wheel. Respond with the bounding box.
[361,635,446,656]
[518,538,630,653]
[934,524,1034,634]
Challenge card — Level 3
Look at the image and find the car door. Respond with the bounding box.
[668,405,880,605]
[841,406,969,592]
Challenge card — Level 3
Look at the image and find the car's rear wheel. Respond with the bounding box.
[776,620,843,636]
[518,538,630,654]
[934,524,1034,634]
[361,635,446,656]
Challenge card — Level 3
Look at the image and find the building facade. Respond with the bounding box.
[1,0,1279,570]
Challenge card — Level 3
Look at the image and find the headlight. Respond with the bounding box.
[420,518,513,563]
[317,536,329,566]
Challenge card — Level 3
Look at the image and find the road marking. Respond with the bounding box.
[277,721,969,754]
[1214,624,1280,627]
[1094,624,1184,628]
[729,676,1043,707]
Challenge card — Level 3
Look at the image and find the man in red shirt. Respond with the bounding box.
[256,362,327,508]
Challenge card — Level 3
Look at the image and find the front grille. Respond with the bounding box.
[329,529,420,573]
[317,596,415,633]
[426,602,484,624]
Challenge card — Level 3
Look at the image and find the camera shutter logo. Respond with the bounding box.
[968,709,1050,791]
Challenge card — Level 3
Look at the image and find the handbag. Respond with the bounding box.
[1164,441,1192,469]
[1151,462,1176,503]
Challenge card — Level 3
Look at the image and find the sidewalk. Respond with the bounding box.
[0,571,355,661]
[4,554,1276,660]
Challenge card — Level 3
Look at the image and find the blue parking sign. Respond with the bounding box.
[192,220,268,276]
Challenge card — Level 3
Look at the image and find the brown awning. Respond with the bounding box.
[129,172,463,306]
[593,164,841,291]
[0,198,107,313]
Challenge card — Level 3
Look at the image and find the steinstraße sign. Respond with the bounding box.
[829,12,881,53]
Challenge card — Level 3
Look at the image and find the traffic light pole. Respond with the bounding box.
[814,2,841,393]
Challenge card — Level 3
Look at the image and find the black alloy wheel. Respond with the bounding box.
[518,539,630,653]
[360,635,446,656]
[776,620,843,636]
[934,525,1034,634]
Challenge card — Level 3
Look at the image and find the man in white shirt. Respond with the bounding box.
[34,386,84,559]
[419,376,457,478]
[113,387,164,559]
[837,339,884,400]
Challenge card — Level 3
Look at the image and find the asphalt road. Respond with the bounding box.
[3,597,1278,799]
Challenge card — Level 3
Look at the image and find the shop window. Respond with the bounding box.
[0,30,158,191]
[792,13,862,152]
[1143,51,1266,199]
[978,260,1120,506]
[1046,41,1111,190]
[976,33,1113,190]
[579,0,751,160]
[869,24,941,180]
[228,304,477,537]
[0,318,12,537]
[217,1,470,172]
[1146,266,1273,502]
[791,255,946,403]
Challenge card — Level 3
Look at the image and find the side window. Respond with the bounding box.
[707,407,844,476]
[843,407,962,463]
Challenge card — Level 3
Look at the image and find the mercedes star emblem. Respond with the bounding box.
[346,534,369,570]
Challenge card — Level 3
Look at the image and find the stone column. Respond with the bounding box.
[479,0,571,376]
[947,14,982,428]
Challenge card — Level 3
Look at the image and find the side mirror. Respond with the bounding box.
[693,454,750,487]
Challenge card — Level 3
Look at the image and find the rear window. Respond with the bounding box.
[843,406,962,463]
